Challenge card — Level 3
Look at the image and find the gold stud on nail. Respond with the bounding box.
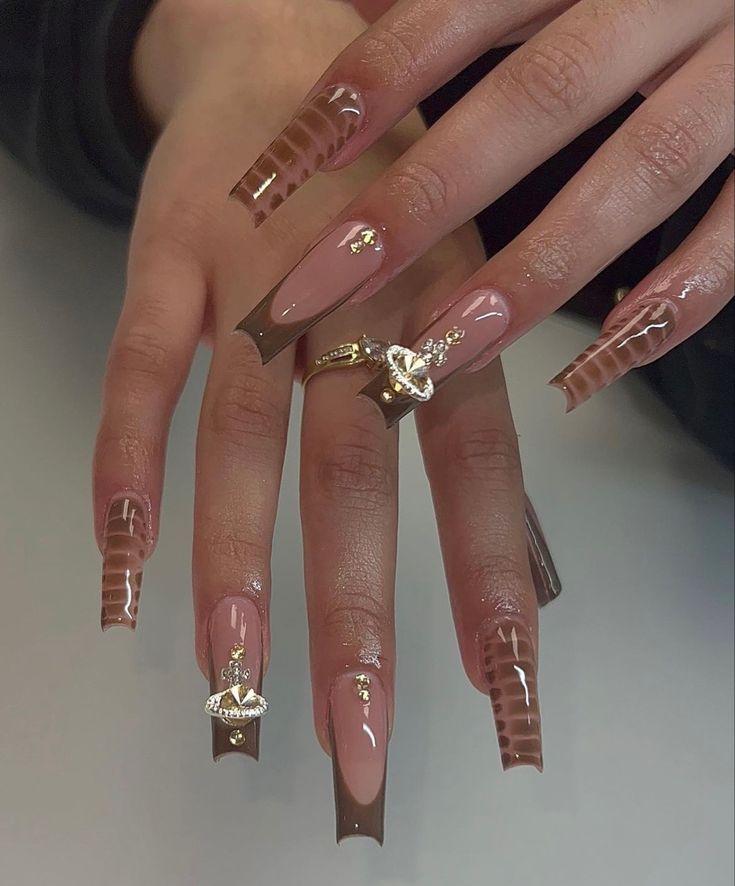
[229,729,246,746]
[380,388,395,402]
[445,326,464,346]
[355,673,372,703]
[230,644,245,660]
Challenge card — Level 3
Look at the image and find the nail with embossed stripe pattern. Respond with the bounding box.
[100,493,150,631]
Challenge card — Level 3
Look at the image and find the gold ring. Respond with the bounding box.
[302,335,390,386]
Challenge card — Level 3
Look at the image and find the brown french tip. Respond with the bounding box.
[235,221,384,364]
[329,672,388,845]
[100,494,149,631]
[230,85,364,226]
[524,496,562,607]
[206,596,265,761]
[479,617,543,772]
[549,301,677,412]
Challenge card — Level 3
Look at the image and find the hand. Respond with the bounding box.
[93,0,558,842]
[232,0,733,423]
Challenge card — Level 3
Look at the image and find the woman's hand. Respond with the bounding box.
[93,0,557,842]
[233,0,733,423]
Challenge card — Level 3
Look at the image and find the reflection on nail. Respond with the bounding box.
[100,494,148,631]
[329,671,388,844]
[549,302,676,412]
[231,85,364,226]
[360,288,511,427]
[524,495,562,607]
[207,596,265,761]
[235,222,384,364]
[479,617,543,772]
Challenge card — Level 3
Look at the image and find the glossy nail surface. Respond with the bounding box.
[100,494,148,631]
[236,222,384,363]
[479,617,543,771]
[231,86,364,226]
[524,495,562,607]
[207,596,264,761]
[549,301,676,412]
[360,288,510,426]
[328,671,388,844]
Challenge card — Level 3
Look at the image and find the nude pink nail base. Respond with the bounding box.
[235,221,384,364]
[328,671,388,844]
[360,288,511,427]
[207,596,264,761]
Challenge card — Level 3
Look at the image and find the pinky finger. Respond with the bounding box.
[550,173,734,411]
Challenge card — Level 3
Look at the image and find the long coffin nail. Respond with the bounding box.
[549,301,677,412]
[236,222,384,363]
[100,494,149,631]
[231,85,364,226]
[479,617,543,772]
[206,596,266,761]
[524,495,562,607]
[360,288,511,427]
[328,671,388,844]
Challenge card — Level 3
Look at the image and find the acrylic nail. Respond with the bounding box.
[328,671,388,844]
[236,221,384,363]
[360,288,511,427]
[524,495,562,608]
[100,493,149,631]
[231,85,364,226]
[479,617,543,771]
[549,301,677,412]
[206,596,265,761]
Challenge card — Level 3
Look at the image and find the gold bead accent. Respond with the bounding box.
[613,286,631,304]
[445,327,464,346]
[380,388,395,403]
[355,673,372,703]
[229,644,245,660]
[358,689,371,703]
[229,729,246,747]
[349,228,378,254]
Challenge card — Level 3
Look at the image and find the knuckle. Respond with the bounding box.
[500,32,597,122]
[144,196,217,262]
[199,516,269,570]
[320,588,389,650]
[443,425,522,488]
[205,369,286,450]
[383,160,454,227]
[314,428,393,512]
[360,23,423,87]
[109,324,173,386]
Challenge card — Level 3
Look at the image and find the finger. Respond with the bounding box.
[232,0,572,225]
[550,172,734,409]
[192,199,301,760]
[300,308,400,844]
[236,0,727,362]
[94,130,210,630]
[358,27,734,424]
[417,358,543,769]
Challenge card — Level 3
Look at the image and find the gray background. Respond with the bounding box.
[0,152,733,886]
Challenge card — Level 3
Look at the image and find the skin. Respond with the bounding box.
[93,0,538,764]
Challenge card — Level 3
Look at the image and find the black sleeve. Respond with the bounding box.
[0,0,153,223]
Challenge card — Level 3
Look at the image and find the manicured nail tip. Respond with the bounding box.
[549,301,676,411]
[100,494,148,633]
[235,222,384,364]
[207,596,265,761]
[329,671,388,846]
[524,497,562,607]
[501,754,544,773]
[231,85,364,224]
[480,617,543,772]
[358,374,415,428]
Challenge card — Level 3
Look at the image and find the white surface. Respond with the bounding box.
[0,152,733,886]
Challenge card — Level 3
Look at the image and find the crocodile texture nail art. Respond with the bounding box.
[549,302,676,412]
[100,494,149,631]
[480,617,543,771]
[231,86,364,226]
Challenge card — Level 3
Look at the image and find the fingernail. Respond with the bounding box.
[328,671,388,844]
[100,493,149,631]
[360,288,511,427]
[231,85,364,226]
[549,301,677,412]
[236,222,384,363]
[479,617,543,772]
[206,596,265,761]
[524,495,562,607]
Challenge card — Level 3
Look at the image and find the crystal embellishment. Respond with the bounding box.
[385,345,434,402]
[205,643,269,726]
